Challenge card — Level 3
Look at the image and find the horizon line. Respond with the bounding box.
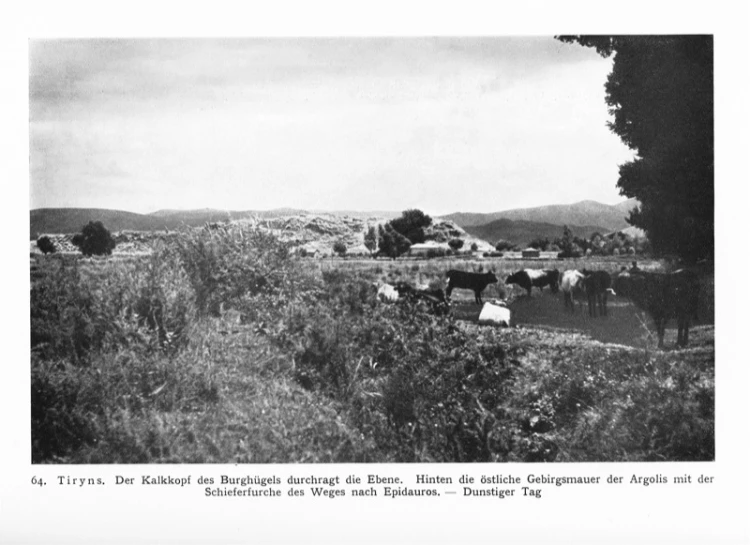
[29,197,635,217]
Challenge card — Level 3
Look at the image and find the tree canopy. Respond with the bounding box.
[363,226,378,256]
[71,221,116,257]
[378,224,411,259]
[36,236,56,255]
[389,209,432,244]
[557,36,713,263]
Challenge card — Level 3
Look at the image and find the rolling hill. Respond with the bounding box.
[461,218,609,248]
[31,208,313,238]
[30,208,176,239]
[442,199,638,231]
[31,207,403,238]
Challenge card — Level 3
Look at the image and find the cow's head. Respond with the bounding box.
[505,271,522,285]
[486,272,498,284]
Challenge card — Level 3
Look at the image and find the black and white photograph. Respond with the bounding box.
[28,35,715,465]
[4,2,749,543]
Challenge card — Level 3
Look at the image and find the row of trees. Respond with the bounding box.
[37,221,117,257]
[526,225,649,257]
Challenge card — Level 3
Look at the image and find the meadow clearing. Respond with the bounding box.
[30,225,714,463]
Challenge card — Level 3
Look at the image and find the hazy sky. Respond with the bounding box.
[30,37,635,215]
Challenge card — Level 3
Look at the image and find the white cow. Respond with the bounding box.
[375,283,400,302]
[477,301,511,327]
[560,270,586,312]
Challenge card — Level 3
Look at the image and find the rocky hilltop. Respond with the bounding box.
[31,213,490,257]
[250,213,492,256]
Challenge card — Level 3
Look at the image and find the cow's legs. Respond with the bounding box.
[677,316,690,347]
[655,319,665,348]
[475,290,482,305]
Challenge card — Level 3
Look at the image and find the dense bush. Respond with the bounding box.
[30,246,201,461]
[448,238,464,252]
[36,236,56,254]
[495,240,515,252]
[333,241,347,256]
[171,224,299,316]
[71,221,117,256]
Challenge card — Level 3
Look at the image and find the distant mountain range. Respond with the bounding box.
[30,199,639,247]
[30,208,304,238]
[461,219,609,248]
[441,199,638,231]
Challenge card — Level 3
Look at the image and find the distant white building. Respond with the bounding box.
[409,240,450,256]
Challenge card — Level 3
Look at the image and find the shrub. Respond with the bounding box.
[448,238,464,252]
[495,240,515,252]
[71,221,116,256]
[333,241,347,257]
[37,236,57,254]
[171,224,297,316]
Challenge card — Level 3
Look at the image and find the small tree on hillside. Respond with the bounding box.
[333,241,347,257]
[364,226,378,256]
[36,236,56,255]
[448,238,464,252]
[71,221,116,257]
[470,242,479,252]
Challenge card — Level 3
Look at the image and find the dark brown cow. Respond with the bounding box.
[581,270,615,317]
[613,269,700,348]
[446,270,498,305]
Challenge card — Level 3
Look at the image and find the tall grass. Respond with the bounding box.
[31,226,713,463]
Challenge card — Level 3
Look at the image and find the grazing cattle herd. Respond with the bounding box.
[374,260,705,349]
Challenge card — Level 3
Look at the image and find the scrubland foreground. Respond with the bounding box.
[30,225,714,463]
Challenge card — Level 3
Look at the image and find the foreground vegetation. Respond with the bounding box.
[31,224,714,463]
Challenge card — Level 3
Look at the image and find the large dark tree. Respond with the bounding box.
[389,209,432,244]
[378,224,411,258]
[71,221,116,257]
[557,36,713,263]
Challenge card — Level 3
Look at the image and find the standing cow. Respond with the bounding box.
[581,270,615,317]
[505,269,560,297]
[445,270,498,305]
[559,269,586,312]
[613,268,700,348]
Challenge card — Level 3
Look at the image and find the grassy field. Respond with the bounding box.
[30,227,714,463]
